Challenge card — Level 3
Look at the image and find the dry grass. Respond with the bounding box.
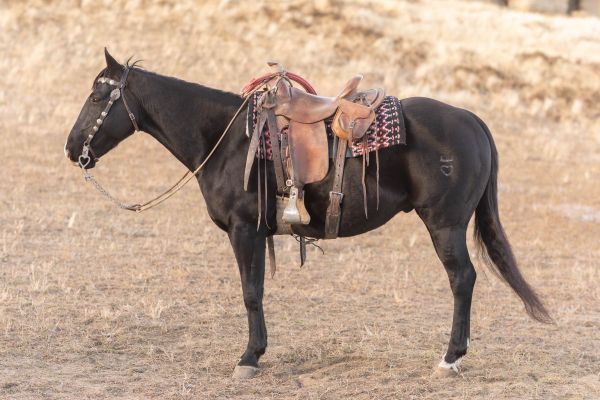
[1,0,599,398]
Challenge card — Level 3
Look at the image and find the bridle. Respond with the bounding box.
[78,66,139,169]
[78,66,258,212]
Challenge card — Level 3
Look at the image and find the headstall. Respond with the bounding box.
[78,67,139,168]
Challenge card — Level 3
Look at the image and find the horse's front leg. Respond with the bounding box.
[228,223,267,379]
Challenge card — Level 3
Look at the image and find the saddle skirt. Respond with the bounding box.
[247,93,407,160]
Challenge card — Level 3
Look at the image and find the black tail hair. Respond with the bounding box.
[472,114,552,323]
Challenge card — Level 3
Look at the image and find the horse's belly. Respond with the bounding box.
[291,149,412,238]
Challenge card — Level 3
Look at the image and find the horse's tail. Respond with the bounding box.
[472,115,552,323]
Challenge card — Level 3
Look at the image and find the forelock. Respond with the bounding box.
[91,68,108,89]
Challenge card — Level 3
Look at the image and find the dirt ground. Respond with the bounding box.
[1,0,599,398]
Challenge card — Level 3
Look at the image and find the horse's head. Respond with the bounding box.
[65,49,139,168]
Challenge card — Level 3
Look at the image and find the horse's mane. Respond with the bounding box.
[125,57,144,69]
[91,56,240,102]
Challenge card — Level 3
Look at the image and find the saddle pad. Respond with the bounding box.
[247,94,406,159]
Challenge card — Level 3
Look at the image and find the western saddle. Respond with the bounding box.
[243,62,385,239]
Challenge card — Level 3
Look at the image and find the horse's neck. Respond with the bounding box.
[133,71,244,172]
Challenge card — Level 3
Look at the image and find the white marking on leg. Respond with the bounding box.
[438,353,462,373]
[467,338,470,348]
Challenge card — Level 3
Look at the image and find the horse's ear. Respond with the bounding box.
[104,47,122,76]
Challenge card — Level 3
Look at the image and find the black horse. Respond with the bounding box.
[65,50,550,378]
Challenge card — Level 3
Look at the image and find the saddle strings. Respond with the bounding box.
[375,147,380,210]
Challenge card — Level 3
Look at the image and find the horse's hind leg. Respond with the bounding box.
[422,223,476,376]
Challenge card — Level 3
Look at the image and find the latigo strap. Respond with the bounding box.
[324,136,348,239]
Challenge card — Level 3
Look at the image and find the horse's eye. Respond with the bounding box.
[90,96,98,103]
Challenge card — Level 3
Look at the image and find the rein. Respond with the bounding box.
[79,67,254,213]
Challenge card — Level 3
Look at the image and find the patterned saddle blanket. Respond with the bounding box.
[247,94,407,160]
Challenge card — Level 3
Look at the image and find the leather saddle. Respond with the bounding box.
[244,63,385,227]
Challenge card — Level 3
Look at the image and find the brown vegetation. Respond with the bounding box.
[0,0,599,398]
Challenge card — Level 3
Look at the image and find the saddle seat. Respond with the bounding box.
[274,75,364,124]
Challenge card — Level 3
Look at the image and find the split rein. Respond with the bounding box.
[79,68,258,213]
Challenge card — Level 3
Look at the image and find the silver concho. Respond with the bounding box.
[110,89,121,100]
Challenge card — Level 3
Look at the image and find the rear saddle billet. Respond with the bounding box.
[243,62,385,237]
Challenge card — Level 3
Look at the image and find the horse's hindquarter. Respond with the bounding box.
[401,97,492,226]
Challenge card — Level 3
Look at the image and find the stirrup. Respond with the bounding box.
[282,187,311,225]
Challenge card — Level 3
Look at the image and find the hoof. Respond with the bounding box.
[232,365,259,379]
[431,365,459,378]
[431,357,461,378]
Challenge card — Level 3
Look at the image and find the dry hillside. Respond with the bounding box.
[0,0,599,399]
